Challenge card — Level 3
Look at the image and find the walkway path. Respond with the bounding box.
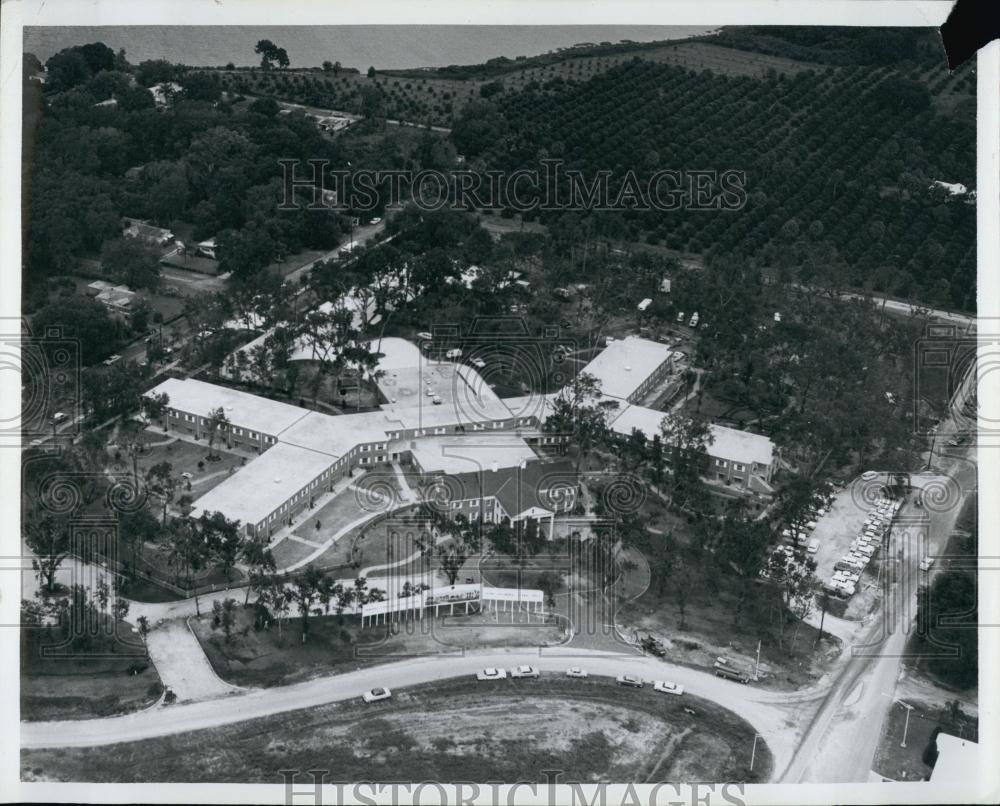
[144,619,241,702]
[262,470,367,557]
[391,461,418,503]
[280,500,415,574]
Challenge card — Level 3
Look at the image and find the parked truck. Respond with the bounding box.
[713,659,751,684]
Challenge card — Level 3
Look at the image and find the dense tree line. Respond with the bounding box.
[711,27,943,67]
[452,57,975,311]
[22,44,348,309]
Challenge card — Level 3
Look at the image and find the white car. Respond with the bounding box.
[417,331,433,341]
[566,667,589,678]
[919,557,934,572]
[361,687,392,703]
[181,471,193,480]
[616,674,643,689]
[510,665,539,678]
[807,539,820,554]
[370,217,382,225]
[476,667,507,681]
[470,358,487,369]
[653,680,684,696]
[861,471,879,481]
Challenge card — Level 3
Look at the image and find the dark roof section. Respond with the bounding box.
[441,458,578,518]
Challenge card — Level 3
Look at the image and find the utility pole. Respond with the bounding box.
[900,701,914,748]
[750,733,760,771]
[754,639,762,679]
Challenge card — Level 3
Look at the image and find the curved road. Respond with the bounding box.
[22,648,801,776]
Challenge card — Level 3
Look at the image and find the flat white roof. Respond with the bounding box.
[931,734,979,782]
[704,423,774,467]
[579,336,674,401]
[609,404,774,467]
[145,378,310,437]
[373,337,424,371]
[279,410,390,458]
[189,441,336,527]
[410,434,538,475]
[608,403,667,440]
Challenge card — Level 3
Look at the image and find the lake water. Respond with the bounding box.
[23,25,715,70]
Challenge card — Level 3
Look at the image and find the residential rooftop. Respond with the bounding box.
[609,404,775,467]
[447,458,577,519]
[145,378,310,437]
[578,336,675,401]
[189,440,334,527]
[409,434,538,475]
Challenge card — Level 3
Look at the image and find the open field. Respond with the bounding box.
[21,675,771,783]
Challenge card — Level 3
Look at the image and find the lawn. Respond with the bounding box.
[873,698,978,782]
[127,435,248,484]
[22,675,772,783]
[21,622,163,721]
[190,605,562,688]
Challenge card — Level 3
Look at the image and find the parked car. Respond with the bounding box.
[653,680,684,696]
[103,354,121,366]
[861,471,879,481]
[510,665,539,679]
[616,674,643,689]
[417,331,433,341]
[370,217,382,225]
[470,358,487,369]
[362,687,392,703]
[476,667,507,681]
[807,539,820,554]
[919,557,935,572]
[566,667,589,678]
[181,471,193,480]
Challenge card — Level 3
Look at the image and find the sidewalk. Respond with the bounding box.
[261,470,368,556]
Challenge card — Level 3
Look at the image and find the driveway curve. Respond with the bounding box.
[22,648,800,778]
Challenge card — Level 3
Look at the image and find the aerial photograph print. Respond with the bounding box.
[2,2,993,805]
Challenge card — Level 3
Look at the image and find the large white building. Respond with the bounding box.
[145,335,776,537]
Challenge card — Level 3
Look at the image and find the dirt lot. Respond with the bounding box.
[22,676,771,783]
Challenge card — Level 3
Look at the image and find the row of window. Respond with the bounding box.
[713,458,747,472]
[168,410,269,442]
